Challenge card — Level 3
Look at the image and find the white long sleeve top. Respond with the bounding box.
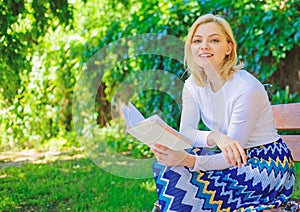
[179,70,280,171]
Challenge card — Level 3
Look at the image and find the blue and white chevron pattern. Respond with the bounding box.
[153,139,295,212]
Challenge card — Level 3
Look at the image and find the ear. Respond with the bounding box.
[226,42,233,55]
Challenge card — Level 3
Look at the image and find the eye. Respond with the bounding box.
[192,39,202,44]
[210,38,220,43]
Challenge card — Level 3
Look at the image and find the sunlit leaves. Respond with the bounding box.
[1,0,299,153]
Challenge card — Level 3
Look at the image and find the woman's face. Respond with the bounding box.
[191,22,232,72]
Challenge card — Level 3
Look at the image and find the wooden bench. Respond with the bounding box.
[272,102,300,161]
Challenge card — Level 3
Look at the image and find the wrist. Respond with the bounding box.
[183,154,196,168]
[207,131,222,146]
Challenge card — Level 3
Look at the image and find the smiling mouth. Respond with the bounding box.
[199,53,213,57]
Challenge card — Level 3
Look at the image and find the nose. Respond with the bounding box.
[200,40,209,50]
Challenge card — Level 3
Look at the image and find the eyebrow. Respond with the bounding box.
[193,33,221,38]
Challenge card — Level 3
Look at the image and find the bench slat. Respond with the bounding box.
[272,103,300,130]
[281,135,300,162]
[272,103,300,162]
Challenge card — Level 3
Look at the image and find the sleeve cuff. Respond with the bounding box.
[189,155,210,172]
[193,131,214,148]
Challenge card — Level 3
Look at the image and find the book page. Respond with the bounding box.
[122,102,192,151]
[122,102,145,127]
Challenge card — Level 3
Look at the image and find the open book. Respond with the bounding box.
[122,102,192,151]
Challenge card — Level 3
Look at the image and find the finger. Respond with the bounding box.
[151,148,165,157]
[221,149,231,165]
[232,142,248,166]
[151,150,166,164]
[151,146,167,155]
[154,143,169,152]
[236,144,248,165]
[232,145,242,168]
[150,147,159,154]
[227,148,237,167]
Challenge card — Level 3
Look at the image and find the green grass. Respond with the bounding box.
[292,162,300,199]
[0,153,299,212]
[0,156,157,211]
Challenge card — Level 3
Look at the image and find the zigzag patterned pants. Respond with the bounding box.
[153,139,295,212]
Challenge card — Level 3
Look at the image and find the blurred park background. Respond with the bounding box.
[1,0,300,211]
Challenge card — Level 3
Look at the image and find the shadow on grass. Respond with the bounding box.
[0,153,157,211]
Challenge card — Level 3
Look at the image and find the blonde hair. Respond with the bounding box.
[184,14,243,86]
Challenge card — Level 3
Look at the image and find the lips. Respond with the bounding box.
[199,53,213,57]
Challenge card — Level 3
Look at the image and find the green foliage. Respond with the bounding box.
[0,24,84,149]
[0,0,81,149]
[0,0,75,100]
[99,119,153,158]
[272,85,300,104]
[1,0,300,155]
[231,0,300,82]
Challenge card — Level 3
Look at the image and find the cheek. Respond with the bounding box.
[190,45,198,55]
[216,48,228,58]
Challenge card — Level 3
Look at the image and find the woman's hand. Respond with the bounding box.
[150,144,195,168]
[208,132,248,168]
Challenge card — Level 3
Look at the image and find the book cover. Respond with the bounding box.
[122,103,192,151]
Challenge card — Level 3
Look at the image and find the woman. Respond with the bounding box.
[151,14,294,211]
